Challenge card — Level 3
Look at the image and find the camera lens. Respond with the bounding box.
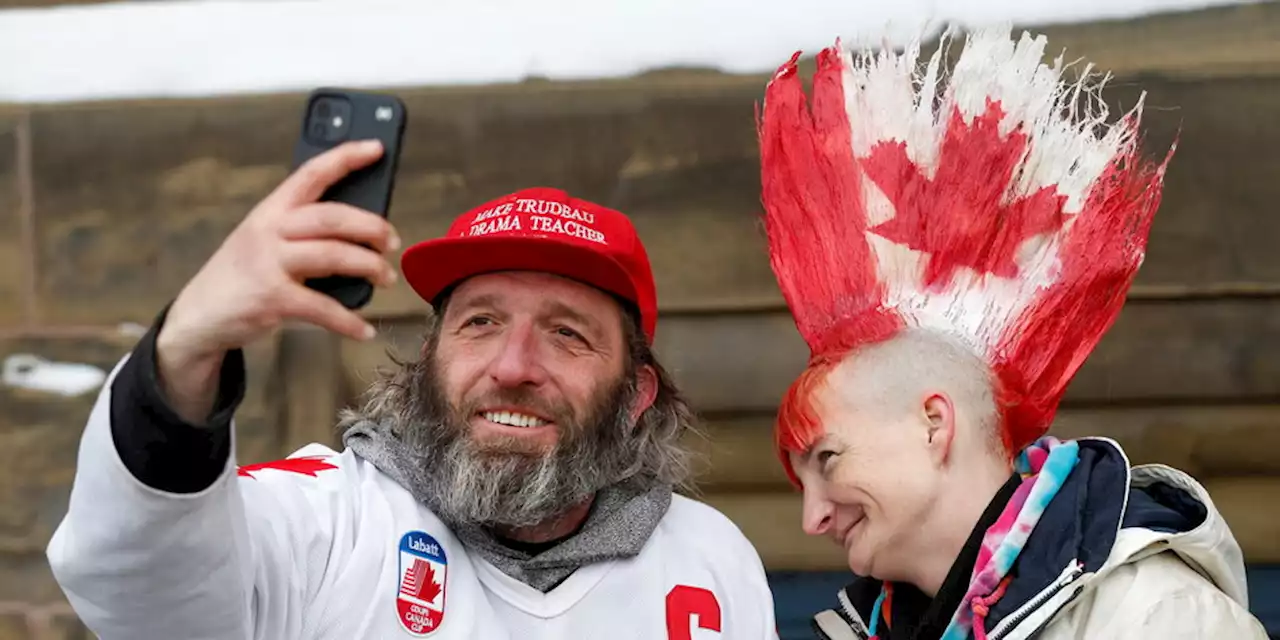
[305,95,351,144]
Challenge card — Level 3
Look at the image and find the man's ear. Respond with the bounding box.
[629,364,659,426]
[922,392,956,465]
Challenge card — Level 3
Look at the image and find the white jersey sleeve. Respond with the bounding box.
[46,355,344,640]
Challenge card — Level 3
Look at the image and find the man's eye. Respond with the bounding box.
[463,316,493,328]
[555,326,585,341]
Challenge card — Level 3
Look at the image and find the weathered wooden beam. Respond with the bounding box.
[1212,478,1280,567]
[0,331,283,556]
[23,72,1280,326]
[344,298,1280,413]
[0,550,70,606]
[690,406,1280,493]
[700,493,835,572]
[701,476,1280,571]
[24,75,764,325]
[1033,3,1280,79]
[0,113,25,329]
[274,325,344,452]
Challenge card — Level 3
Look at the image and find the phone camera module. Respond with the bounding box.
[307,96,353,144]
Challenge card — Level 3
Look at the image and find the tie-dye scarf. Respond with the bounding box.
[865,437,1081,640]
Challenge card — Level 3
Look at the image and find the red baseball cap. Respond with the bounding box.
[401,187,658,343]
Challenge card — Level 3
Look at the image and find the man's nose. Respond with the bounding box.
[486,320,549,388]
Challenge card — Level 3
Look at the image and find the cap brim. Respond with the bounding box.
[401,234,641,312]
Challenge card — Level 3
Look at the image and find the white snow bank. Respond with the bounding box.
[0,0,1256,103]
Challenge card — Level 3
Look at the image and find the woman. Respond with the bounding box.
[755,27,1268,640]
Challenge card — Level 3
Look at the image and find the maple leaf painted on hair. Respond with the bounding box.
[237,455,338,479]
[865,102,1068,288]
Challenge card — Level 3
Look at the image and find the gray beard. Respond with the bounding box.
[401,363,642,531]
[339,342,682,590]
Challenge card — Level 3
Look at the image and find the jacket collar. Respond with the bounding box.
[984,438,1250,640]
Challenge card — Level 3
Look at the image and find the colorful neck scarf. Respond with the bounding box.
[866,437,1081,640]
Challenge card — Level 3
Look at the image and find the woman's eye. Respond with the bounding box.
[817,450,836,468]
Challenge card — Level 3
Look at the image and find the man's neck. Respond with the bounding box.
[493,496,595,545]
[909,462,1013,597]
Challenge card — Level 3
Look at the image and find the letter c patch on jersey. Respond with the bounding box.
[396,531,448,636]
[666,585,722,640]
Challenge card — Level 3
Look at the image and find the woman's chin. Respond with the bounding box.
[843,523,875,577]
[845,548,874,578]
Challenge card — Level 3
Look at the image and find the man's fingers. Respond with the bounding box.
[279,203,401,253]
[279,240,398,286]
[270,139,384,208]
[278,285,378,342]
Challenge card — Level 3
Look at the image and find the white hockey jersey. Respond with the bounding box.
[47,358,780,640]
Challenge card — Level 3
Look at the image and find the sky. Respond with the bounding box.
[0,0,1259,103]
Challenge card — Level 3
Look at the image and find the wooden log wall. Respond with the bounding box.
[1,3,1279,636]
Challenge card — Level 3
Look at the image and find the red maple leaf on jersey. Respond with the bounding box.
[864,101,1068,288]
[402,558,444,603]
[237,455,338,479]
[419,562,443,604]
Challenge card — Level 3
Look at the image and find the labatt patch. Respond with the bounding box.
[396,531,448,636]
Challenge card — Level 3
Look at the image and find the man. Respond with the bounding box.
[47,140,778,639]
[755,28,1268,639]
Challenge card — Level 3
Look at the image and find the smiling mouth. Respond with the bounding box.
[836,515,866,548]
[479,410,551,429]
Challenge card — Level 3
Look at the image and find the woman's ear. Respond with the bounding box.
[921,392,956,466]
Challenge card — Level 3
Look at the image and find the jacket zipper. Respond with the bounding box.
[988,561,1084,640]
[836,588,871,638]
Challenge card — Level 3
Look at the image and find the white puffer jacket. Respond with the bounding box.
[812,438,1269,639]
[1007,460,1266,639]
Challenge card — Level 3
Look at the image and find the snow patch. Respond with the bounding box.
[3,354,107,397]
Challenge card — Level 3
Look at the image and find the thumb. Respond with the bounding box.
[269,139,385,209]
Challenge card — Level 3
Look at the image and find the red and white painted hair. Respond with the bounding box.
[759,27,1174,486]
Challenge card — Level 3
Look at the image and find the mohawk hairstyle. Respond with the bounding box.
[759,27,1174,486]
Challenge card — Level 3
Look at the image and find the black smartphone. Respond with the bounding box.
[292,87,407,310]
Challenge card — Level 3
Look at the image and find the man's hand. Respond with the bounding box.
[155,140,400,423]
